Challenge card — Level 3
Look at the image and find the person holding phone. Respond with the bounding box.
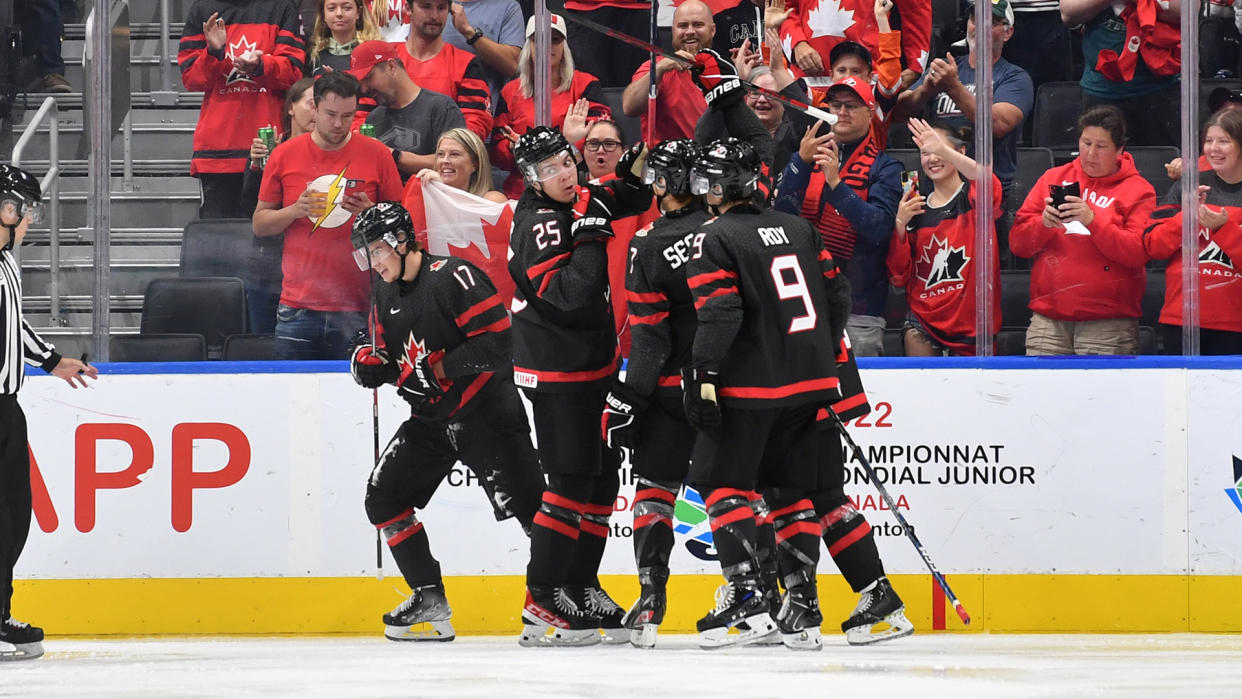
[1009,105,1153,355]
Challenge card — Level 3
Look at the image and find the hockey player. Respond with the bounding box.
[683,138,852,649]
[348,202,544,642]
[0,165,96,661]
[508,125,651,647]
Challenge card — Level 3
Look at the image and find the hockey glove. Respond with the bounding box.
[615,142,649,189]
[350,344,398,388]
[401,350,447,398]
[571,185,615,241]
[681,367,722,429]
[601,381,649,450]
[691,48,745,110]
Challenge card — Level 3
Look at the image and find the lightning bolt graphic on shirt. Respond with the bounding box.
[312,167,349,232]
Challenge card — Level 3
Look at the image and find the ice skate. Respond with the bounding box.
[695,581,777,649]
[622,579,667,649]
[842,577,914,645]
[741,579,784,646]
[776,576,823,651]
[0,617,44,661]
[577,585,629,644]
[382,585,455,642]
[519,585,601,647]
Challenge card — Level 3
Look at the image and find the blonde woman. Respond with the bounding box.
[307,0,380,76]
[409,127,508,204]
[366,0,410,41]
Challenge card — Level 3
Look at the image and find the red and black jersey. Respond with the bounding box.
[393,42,493,142]
[178,0,305,175]
[623,203,714,398]
[886,174,1003,355]
[491,71,611,199]
[687,205,844,409]
[509,180,652,393]
[373,253,513,422]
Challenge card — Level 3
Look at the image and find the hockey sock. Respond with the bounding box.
[527,480,589,586]
[632,477,679,574]
[704,488,760,581]
[567,468,620,586]
[749,493,780,596]
[375,508,442,589]
[814,495,885,593]
[768,497,822,578]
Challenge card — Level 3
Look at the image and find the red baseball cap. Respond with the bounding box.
[826,76,876,110]
[348,40,400,80]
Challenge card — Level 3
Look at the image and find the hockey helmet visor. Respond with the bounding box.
[0,165,44,224]
[351,201,414,270]
[691,139,759,200]
[514,126,574,182]
[643,139,701,195]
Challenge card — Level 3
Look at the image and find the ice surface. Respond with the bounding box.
[4,634,1242,698]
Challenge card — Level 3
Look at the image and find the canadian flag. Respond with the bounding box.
[402,178,517,306]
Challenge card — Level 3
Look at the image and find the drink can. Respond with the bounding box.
[359,123,376,138]
[258,125,276,167]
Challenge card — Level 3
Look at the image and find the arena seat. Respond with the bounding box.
[1031,82,1083,155]
[882,327,905,357]
[141,277,246,359]
[1013,147,1054,212]
[223,333,276,361]
[1126,146,1179,199]
[179,218,255,279]
[110,333,207,362]
[1000,269,1032,330]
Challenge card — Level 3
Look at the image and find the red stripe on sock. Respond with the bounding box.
[709,506,754,532]
[375,508,415,531]
[819,504,854,529]
[769,499,814,520]
[584,503,614,516]
[542,492,586,512]
[634,513,671,530]
[636,487,677,504]
[386,520,424,547]
[704,488,750,509]
[580,519,610,538]
[775,519,822,544]
[534,512,580,540]
[828,521,872,557]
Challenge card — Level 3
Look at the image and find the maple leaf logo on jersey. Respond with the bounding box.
[805,0,855,39]
[225,36,258,85]
[915,234,970,289]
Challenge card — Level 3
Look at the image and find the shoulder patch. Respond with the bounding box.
[635,221,656,238]
[702,216,720,227]
[429,259,448,272]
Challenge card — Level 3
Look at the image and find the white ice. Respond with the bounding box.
[4,634,1242,698]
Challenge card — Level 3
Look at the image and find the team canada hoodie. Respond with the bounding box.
[1009,152,1155,321]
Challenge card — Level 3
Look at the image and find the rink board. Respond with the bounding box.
[12,358,1242,634]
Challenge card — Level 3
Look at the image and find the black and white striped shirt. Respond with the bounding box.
[1,248,59,395]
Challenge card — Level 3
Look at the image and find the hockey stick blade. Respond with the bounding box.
[827,409,971,625]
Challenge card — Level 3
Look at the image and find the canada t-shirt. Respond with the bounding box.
[258,132,404,312]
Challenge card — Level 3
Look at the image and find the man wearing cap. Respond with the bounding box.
[778,0,931,91]
[1061,0,1181,147]
[774,76,902,357]
[621,0,714,142]
[440,0,525,100]
[350,40,466,178]
[895,0,1032,238]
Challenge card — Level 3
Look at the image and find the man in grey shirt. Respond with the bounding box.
[441,0,524,106]
[348,40,466,178]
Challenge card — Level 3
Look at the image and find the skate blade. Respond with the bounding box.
[698,613,778,649]
[0,641,44,661]
[752,628,783,646]
[600,626,630,644]
[519,623,602,648]
[629,624,658,649]
[781,626,823,651]
[384,620,455,642]
[845,610,914,646]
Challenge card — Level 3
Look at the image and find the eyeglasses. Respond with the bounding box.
[826,100,867,112]
[584,139,622,153]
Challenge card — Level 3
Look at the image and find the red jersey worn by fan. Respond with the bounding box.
[631,60,708,143]
[886,175,1003,355]
[607,201,660,356]
[1010,153,1154,322]
[491,72,611,199]
[178,0,305,175]
[392,42,493,141]
[1144,170,1242,333]
[258,133,404,312]
[779,0,931,88]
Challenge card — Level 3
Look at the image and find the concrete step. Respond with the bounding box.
[25,311,144,329]
[20,243,182,266]
[16,121,194,162]
[62,38,181,65]
[24,294,146,313]
[22,227,184,245]
[119,0,194,26]
[15,93,204,110]
[64,23,182,40]
[16,107,203,129]
[21,263,176,300]
[16,159,192,176]
[37,177,200,228]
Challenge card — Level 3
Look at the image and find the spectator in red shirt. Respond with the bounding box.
[253,72,405,359]
[779,0,930,91]
[1010,105,1153,355]
[306,0,381,76]
[621,0,714,143]
[492,14,610,199]
[179,0,306,219]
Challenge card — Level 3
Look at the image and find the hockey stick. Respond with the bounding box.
[825,409,971,625]
[368,268,384,582]
[646,0,657,145]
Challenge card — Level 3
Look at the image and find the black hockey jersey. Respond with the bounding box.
[509,179,652,392]
[623,202,713,398]
[687,205,847,409]
[374,253,512,422]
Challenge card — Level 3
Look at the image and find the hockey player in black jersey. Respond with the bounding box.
[348,202,544,643]
[683,138,853,650]
[508,125,652,647]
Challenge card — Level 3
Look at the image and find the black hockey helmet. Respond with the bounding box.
[691,139,760,202]
[351,201,416,270]
[643,139,701,197]
[0,164,44,222]
[513,125,573,181]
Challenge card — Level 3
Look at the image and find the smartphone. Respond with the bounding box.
[1048,181,1081,210]
[901,170,920,196]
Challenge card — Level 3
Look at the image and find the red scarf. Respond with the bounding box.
[799,131,880,262]
[1095,0,1180,81]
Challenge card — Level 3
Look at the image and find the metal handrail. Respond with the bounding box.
[12,96,63,320]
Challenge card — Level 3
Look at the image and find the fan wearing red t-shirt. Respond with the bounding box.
[620,0,712,143]
[887,120,1001,356]
[254,72,405,360]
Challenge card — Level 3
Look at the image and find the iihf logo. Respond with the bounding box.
[1228,456,1242,515]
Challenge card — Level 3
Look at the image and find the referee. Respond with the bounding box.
[0,164,95,661]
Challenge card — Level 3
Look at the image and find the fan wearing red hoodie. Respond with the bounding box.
[1010,105,1153,355]
[1144,110,1242,356]
[887,120,1001,356]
